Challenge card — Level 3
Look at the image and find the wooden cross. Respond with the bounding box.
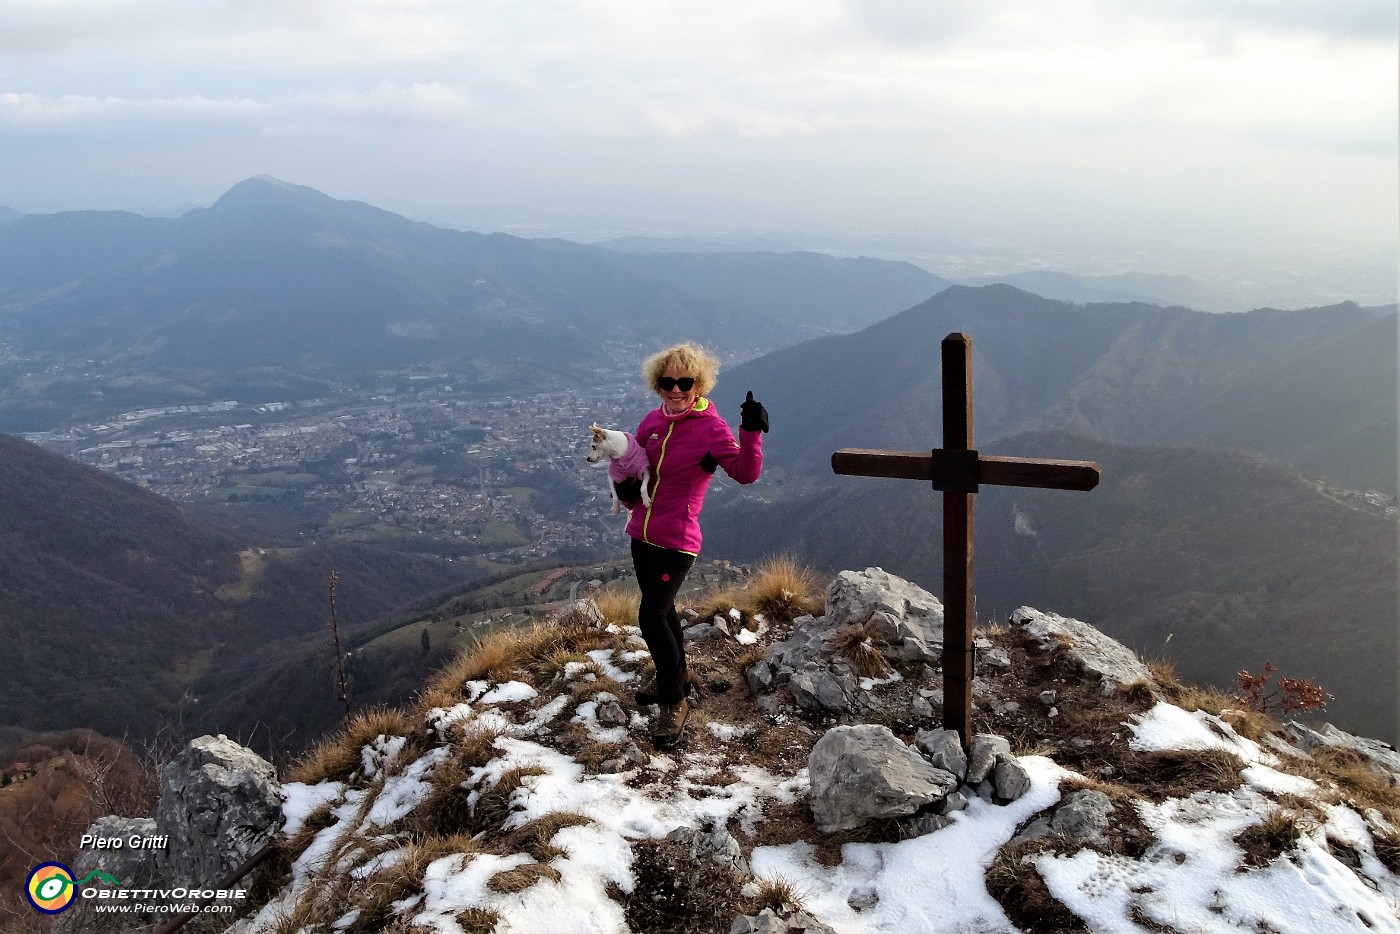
[831,332,1101,748]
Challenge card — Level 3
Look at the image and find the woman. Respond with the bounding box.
[611,341,767,749]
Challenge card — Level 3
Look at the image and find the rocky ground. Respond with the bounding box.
[60,567,1400,934]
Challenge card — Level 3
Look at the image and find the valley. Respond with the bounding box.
[24,370,672,564]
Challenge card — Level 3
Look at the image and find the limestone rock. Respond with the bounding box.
[684,622,725,644]
[826,568,943,639]
[71,815,160,884]
[789,670,852,714]
[993,754,1032,802]
[155,735,283,887]
[1010,607,1156,696]
[731,908,838,934]
[1284,722,1400,781]
[563,599,607,628]
[745,660,775,695]
[808,724,959,833]
[665,822,749,877]
[982,646,1012,668]
[900,812,953,838]
[914,728,968,780]
[595,699,628,726]
[1051,789,1114,848]
[56,817,161,933]
[967,734,1011,785]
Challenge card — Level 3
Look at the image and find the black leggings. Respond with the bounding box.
[631,537,696,705]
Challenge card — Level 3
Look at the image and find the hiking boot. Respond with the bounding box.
[634,671,702,708]
[652,698,690,749]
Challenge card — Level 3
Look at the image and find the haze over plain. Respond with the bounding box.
[1,0,1396,307]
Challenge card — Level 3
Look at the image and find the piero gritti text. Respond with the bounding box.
[79,833,169,851]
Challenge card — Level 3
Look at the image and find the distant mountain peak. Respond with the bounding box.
[211,176,332,213]
[203,176,420,239]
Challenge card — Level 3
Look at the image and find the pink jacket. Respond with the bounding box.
[624,397,762,555]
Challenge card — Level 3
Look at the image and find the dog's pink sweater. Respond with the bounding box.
[607,433,649,482]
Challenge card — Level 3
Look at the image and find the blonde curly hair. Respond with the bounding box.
[641,342,720,397]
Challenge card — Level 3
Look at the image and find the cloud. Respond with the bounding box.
[1163,0,1398,42]
[0,0,1391,269]
[0,91,261,128]
[842,0,998,48]
[0,83,471,132]
[0,0,185,54]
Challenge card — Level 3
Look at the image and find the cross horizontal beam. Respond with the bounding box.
[831,449,1100,491]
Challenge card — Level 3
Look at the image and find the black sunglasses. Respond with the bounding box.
[657,376,695,392]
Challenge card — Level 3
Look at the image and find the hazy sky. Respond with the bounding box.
[1,1,1396,293]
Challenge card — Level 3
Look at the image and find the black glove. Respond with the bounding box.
[613,478,643,505]
[739,390,768,433]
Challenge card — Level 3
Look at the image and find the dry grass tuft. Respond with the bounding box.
[345,834,480,931]
[567,673,629,703]
[1373,827,1400,875]
[594,586,640,628]
[456,908,501,934]
[741,875,809,916]
[694,584,753,625]
[1291,746,1400,814]
[1115,748,1246,802]
[830,623,892,679]
[1151,666,1236,719]
[1059,776,1145,803]
[534,648,591,681]
[1235,808,1309,869]
[487,861,562,894]
[402,755,476,839]
[265,880,354,934]
[1010,736,1059,758]
[278,802,339,868]
[451,722,508,769]
[1146,657,1178,685]
[429,612,626,699]
[472,765,549,833]
[417,685,459,714]
[287,707,416,784]
[432,623,560,689]
[549,720,627,772]
[621,835,749,934]
[1118,680,1157,707]
[728,644,769,676]
[1216,708,1276,743]
[499,812,593,863]
[746,555,826,622]
[985,836,1088,934]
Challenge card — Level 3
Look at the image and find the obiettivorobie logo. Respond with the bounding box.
[25,860,248,918]
[24,863,121,914]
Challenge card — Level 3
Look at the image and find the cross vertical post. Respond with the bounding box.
[831,331,1101,752]
[941,334,976,746]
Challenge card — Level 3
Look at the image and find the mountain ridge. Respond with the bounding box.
[0,178,969,434]
[0,431,467,742]
[709,285,1395,493]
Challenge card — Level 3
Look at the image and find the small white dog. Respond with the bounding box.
[587,423,652,514]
